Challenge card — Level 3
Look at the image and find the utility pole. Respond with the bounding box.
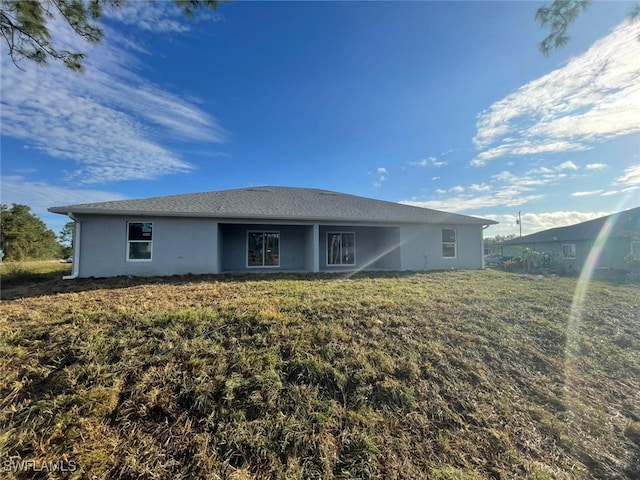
[516,211,522,237]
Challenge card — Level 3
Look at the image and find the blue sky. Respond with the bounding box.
[1,1,639,237]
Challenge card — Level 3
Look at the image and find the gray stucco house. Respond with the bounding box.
[49,186,497,279]
[500,206,640,274]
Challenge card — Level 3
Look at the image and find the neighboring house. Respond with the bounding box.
[500,207,640,274]
[48,186,497,279]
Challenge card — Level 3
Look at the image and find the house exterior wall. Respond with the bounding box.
[219,224,401,273]
[75,215,218,277]
[317,226,401,272]
[501,242,582,273]
[598,237,636,270]
[219,224,309,272]
[374,227,402,270]
[399,224,484,271]
[70,215,485,278]
[502,237,635,273]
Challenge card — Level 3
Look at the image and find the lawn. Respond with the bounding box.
[0,260,71,290]
[0,269,638,479]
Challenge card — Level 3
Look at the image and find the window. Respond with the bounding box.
[247,231,280,267]
[562,244,576,259]
[327,232,355,265]
[631,241,640,256]
[127,222,152,261]
[442,228,456,258]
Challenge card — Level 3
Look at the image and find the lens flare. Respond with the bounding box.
[569,215,617,322]
[565,213,620,390]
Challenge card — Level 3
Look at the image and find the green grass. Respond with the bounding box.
[0,269,638,479]
[0,260,71,288]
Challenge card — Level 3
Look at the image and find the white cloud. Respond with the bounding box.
[104,2,225,33]
[586,163,607,170]
[402,172,545,212]
[527,166,554,174]
[472,21,640,166]
[571,190,604,197]
[482,211,611,237]
[401,190,544,212]
[0,176,127,215]
[469,183,491,192]
[373,167,388,187]
[556,161,579,171]
[401,166,580,213]
[0,175,131,233]
[615,164,640,187]
[434,185,471,195]
[524,164,580,186]
[0,14,226,184]
[492,171,518,182]
[409,157,446,167]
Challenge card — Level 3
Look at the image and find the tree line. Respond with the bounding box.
[0,204,72,261]
[484,234,517,247]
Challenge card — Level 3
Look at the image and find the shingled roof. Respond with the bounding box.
[49,186,496,226]
[502,206,640,244]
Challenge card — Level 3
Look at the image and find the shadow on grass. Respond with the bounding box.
[1,270,426,301]
[4,266,637,301]
[486,264,640,287]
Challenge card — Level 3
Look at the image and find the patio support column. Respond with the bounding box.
[212,221,219,273]
[312,224,320,272]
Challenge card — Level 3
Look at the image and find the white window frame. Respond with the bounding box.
[326,232,356,266]
[442,228,457,258]
[127,221,153,262]
[631,241,640,256]
[562,243,576,259]
[246,231,280,268]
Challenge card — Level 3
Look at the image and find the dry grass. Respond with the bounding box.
[0,260,71,291]
[0,269,638,479]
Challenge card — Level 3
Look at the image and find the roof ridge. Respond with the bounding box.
[502,206,639,244]
[48,186,498,226]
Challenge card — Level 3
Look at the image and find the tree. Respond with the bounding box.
[518,247,542,274]
[536,0,640,55]
[59,220,75,257]
[1,0,224,71]
[484,234,517,246]
[0,203,62,260]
